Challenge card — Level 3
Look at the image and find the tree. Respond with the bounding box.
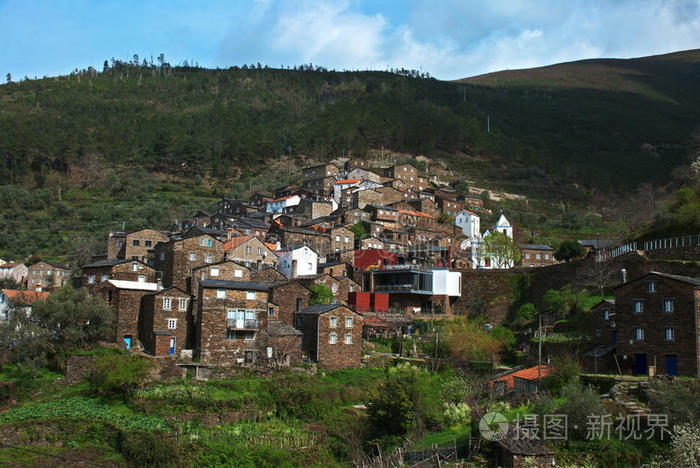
[511,303,537,329]
[5,73,10,83]
[554,239,585,262]
[347,221,368,242]
[66,234,100,270]
[443,319,508,363]
[309,284,334,304]
[580,259,618,299]
[477,231,520,268]
[254,329,300,369]
[88,351,154,398]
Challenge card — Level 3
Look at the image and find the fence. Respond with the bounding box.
[607,234,700,259]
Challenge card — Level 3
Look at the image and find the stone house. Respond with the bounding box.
[333,179,361,204]
[297,273,341,300]
[265,280,312,326]
[26,261,70,290]
[614,271,700,377]
[139,287,191,357]
[584,299,617,373]
[217,198,253,217]
[285,198,333,220]
[82,258,156,289]
[517,244,554,268]
[227,218,270,239]
[460,194,484,212]
[400,198,440,218]
[264,320,303,366]
[154,231,225,291]
[190,261,251,300]
[347,167,382,183]
[383,164,428,191]
[352,188,383,210]
[224,235,278,270]
[99,279,161,349]
[195,279,270,365]
[250,192,274,209]
[319,262,351,278]
[295,303,363,370]
[436,197,464,217]
[398,209,435,231]
[302,163,339,180]
[302,177,336,197]
[250,266,287,282]
[330,226,354,254]
[365,204,399,229]
[273,183,299,199]
[359,236,385,250]
[375,186,403,205]
[269,225,330,258]
[343,208,371,226]
[335,275,360,303]
[0,263,28,285]
[108,229,169,263]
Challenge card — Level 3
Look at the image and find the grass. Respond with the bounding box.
[413,425,472,450]
[0,364,63,382]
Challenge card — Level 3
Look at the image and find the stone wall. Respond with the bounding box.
[455,269,519,324]
[316,307,362,370]
[65,355,96,385]
[269,281,311,326]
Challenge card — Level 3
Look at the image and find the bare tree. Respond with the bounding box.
[254,328,300,369]
[579,258,619,299]
[66,234,100,271]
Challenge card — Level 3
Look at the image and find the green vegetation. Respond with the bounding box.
[554,238,586,262]
[308,284,334,305]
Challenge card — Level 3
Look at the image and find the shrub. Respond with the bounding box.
[556,381,606,439]
[664,423,700,468]
[646,380,700,425]
[88,351,155,398]
[116,430,177,467]
[443,402,472,429]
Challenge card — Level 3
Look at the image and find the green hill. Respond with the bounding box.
[0,52,699,261]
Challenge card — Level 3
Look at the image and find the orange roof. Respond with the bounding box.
[272,195,295,202]
[492,365,550,388]
[335,179,360,185]
[398,209,433,219]
[0,263,20,269]
[224,235,253,252]
[265,243,277,251]
[1,289,49,305]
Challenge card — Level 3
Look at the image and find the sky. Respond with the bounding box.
[2,0,700,81]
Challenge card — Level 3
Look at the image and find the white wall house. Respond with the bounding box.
[266,195,301,214]
[455,209,481,239]
[431,269,462,296]
[277,246,318,278]
[333,179,361,204]
[0,263,28,284]
[494,214,513,239]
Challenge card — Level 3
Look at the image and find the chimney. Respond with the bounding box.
[620,268,627,284]
[291,259,297,278]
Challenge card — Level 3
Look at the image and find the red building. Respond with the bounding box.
[353,249,399,271]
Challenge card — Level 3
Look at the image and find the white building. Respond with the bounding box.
[266,195,301,214]
[0,263,28,284]
[333,179,361,204]
[431,269,462,296]
[494,214,513,239]
[454,209,481,239]
[277,246,318,278]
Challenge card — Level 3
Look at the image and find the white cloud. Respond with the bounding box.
[216,0,700,79]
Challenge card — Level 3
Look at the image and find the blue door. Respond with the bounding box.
[123,336,131,349]
[665,355,677,376]
[634,354,647,375]
[612,331,617,344]
[169,337,176,355]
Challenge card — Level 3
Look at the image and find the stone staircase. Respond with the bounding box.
[607,380,651,416]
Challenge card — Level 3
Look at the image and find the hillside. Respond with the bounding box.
[0,52,699,261]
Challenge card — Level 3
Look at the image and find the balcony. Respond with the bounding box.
[226,319,259,330]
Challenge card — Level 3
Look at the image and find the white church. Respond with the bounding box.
[455,211,514,269]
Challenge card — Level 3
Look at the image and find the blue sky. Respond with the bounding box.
[2,0,700,81]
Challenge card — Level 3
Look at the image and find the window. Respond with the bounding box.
[335,235,340,242]
[268,307,275,316]
[132,262,138,272]
[88,274,95,284]
[189,252,196,261]
[297,316,304,327]
[133,240,140,246]
[200,238,207,246]
[346,317,353,328]
[258,247,263,255]
[544,254,550,260]
[145,240,152,247]
[163,297,172,310]
[595,329,601,337]
[603,309,609,320]
[234,270,243,278]
[246,291,256,300]
[665,327,675,341]
[535,254,541,260]
[101,274,108,282]
[138,275,145,282]
[245,245,252,254]
[117,240,124,248]
[329,333,337,344]
[648,281,656,292]
[208,267,219,277]
[345,236,349,243]
[634,327,644,340]
[307,262,312,271]
[167,318,177,330]
[160,252,165,261]
[330,316,337,328]
[633,300,643,313]
[663,299,674,312]
[205,254,212,263]
[178,298,187,311]
[217,289,226,299]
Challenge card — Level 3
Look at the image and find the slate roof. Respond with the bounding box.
[648,271,700,287]
[517,243,554,251]
[267,320,303,336]
[198,279,270,291]
[297,303,347,315]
